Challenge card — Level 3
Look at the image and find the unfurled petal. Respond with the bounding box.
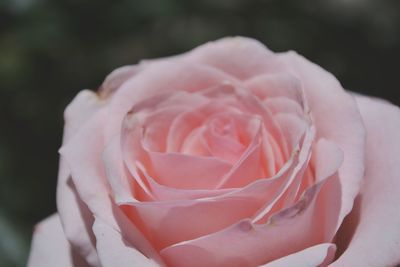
[260,243,336,267]
[28,214,90,267]
[279,51,366,227]
[57,90,105,266]
[93,218,161,267]
[331,96,400,267]
[186,37,274,80]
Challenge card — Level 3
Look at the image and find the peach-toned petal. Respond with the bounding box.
[28,214,90,267]
[279,51,366,228]
[260,243,336,267]
[93,218,161,267]
[331,95,400,267]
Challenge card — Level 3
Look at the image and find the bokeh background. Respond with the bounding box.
[1,0,400,266]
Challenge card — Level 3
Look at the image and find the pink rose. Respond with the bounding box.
[28,37,400,267]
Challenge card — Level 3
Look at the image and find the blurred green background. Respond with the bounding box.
[1,0,399,266]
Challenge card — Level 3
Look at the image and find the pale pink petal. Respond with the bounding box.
[105,61,237,141]
[93,218,161,267]
[274,113,308,150]
[186,36,274,80]
[160,136,343,267]
[245,73,305,105]
[252,127,314,223]
[160,174,340,267]
[180,126,210,156]
[165,96,241,153]
[123,138,308,250]
[60,110,163,265]
[144,150,233,189]
[142,106,190,152]
[103,137,139,203]
[149,152,232,189]
[215,131,263,188]
[262,129,285,175]
[260,243,336,267]
[57,90,105,266]
[279,51,366,227]
[28,214,90,267]
[98,65,142,98]
[122,113,233,190]
[202,115,247,164]
[264,97,304,117]
[331,95,400,267]
[234,86,288,156]
[136,163,236,201]
[105,132,234,202]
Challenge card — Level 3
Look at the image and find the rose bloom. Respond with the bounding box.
[28,37,400,267]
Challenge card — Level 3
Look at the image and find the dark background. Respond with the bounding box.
[1,0,399,266]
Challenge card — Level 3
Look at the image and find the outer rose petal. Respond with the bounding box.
[93,218,160,267]
[27,214,90,267]
[57,90,105,266]
[260,243,336,267]
[278,51,366,229]
[186,36,273,80]
[331,95,400,267]
[98,65,141,98]
[60,110,165,265]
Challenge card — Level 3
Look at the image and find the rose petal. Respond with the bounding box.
[103,137,140,203]
[279,51,366,228]
[264,96,304,117]
[57,90,105,266]
[160,136,343,267]
[331,95,400,267]
[122,113,233,190]
[259,243,336,267]
[160,174,340,267]
[245,73,305,106]
[104,135,236,202]
[27,214,90,267]
[98,65,142,98]
[186,36,273,80]
[93,218,161,267]
[136,162,236,201]
[274,113,308,150]
[252,126,314,223]
[60,110,163,265]
[215,119,264,188]
[122,137,308,250]
[105,61,238,141]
